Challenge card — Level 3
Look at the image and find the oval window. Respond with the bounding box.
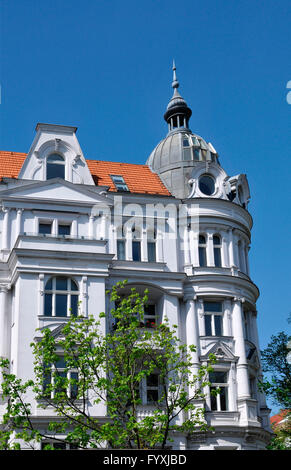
[199,175,215,195]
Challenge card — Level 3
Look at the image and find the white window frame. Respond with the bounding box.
[44,277,79,317]
[204,301,223,336]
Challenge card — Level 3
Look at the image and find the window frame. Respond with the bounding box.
[213,234,222,267]
[46,153,65,180]
[110,175,129,192]
[209,370,229,411]
[44,277,79,318]
[198,234,207,267]
[43,354,79,400]
[203,300,223,337]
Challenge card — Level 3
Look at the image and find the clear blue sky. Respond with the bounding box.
[0,0,290,412]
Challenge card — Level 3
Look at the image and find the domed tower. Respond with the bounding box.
[147,63,272,449]
[147,62,250,206]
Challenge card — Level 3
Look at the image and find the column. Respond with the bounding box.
[16,208,23,237]
[125,225,132,261]
[241,239,247,273]
[71,219,78,238]
[183,227,190,266]
[221,233,229,268]
[228,229,235,267]
[206,233,215,267]
[245,243,250,276]
[0,285,9,359]
[189,232,199,267]
[232,298,251,398]
[1,208,10,251]
[185,298,201,395]
[223,299,232,336]
[141,228,147,262]
[156,221,164,263]
[88,214,95,239]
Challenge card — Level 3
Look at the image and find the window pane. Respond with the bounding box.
[147,242,156,262]
[193,148,200,161]
[209,371,227,383]
[132,241,141,261]
[70,295,79,317]
[213,235,221,245]
[199,234,206,244]
[147,389,159,403]
[210,387,218,410]
[204,302,222,313]
[70,372,78,399]
[214,315,223,336]
[205,315,212,336]
[220,387,228,411]
[39,223,52,235]
[47,154,64,163]
[147,374,159,387]
[47,163,65,180]
[45,278,53,290]
[58,224,71,236]
[199,247,206,267]
[214,247,222,267]
[70,279,78,291]
[199,175,215,195]
[44,294,52,316]
[56,277,68,290]
[54,356,66,369]
[117,240,126,260]
[55,294,67,317]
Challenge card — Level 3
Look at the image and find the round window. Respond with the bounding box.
[198,175,215,196]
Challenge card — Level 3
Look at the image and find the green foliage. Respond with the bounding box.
[0,281,216,449]
[260,331,291,409]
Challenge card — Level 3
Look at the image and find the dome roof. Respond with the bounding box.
[147,130,218,173]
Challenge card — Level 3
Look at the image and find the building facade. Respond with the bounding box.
[0,66,272,449]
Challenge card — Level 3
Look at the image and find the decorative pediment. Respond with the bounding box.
[200,341,238,362]
[0,178,112,206]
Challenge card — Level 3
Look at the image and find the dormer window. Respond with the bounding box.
[46,154,65,180]
[111,175,129,192]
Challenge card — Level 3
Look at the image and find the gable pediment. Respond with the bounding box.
[201,341,238,362]
[0,178,112,206]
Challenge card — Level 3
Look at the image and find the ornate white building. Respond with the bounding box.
[0,65,272,450]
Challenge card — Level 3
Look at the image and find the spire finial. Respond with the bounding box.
[172,59,179,89]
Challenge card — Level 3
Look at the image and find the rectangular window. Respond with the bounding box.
[39,222,52,235]
[111,175,129,192]
[144,304,157,328]
[58,224,71,236]
[117,240,126,260]
[209,371,228,411]
[147,241,156,262]
[146,373,159,403]
[42,356,79,400]
[55,294,68,317]
[199,247,207,267]
[214,247,222,267]
[132,240,141,261]
[204,301,223,336]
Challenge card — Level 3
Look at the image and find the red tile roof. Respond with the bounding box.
[0,151,171,196]
[270,410,290,428]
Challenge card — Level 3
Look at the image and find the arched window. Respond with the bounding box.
[198,234,207,267]
[44,277,79,317]
[213,235,222,267]
[46,154,65,180]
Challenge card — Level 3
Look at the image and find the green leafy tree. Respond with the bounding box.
[0,281,216,450]
[260,329,291,450]
[260,331,291,410]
